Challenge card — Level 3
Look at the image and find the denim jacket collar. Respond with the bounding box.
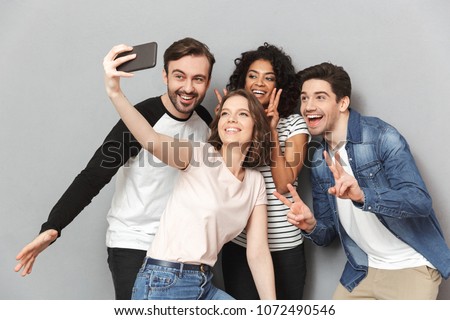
[347,108,362,144]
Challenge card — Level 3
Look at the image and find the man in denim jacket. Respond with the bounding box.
[275,62,450,299]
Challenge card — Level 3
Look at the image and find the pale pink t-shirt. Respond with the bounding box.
[148,142,267,266]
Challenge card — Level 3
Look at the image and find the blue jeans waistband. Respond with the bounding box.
[144,257,211,273]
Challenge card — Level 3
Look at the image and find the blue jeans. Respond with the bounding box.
[132,257,234,300]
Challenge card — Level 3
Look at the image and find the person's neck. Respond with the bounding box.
[324,112,350,151]
[161,93,191,120]
[219,144,247,181]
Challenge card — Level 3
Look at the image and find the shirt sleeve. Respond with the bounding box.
[285,114,310,141]
[255,172,268,206]
[40,119,142,237]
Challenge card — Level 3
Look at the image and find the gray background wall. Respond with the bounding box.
[1,0,449,299]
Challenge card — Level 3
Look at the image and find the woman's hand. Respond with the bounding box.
[103,44,136,98]
[265,88,282,131]
[213,88,228,114]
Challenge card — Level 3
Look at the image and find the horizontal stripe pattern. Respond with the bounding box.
[232,114,310,251]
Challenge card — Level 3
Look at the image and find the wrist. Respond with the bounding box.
[270,129,279,139]
[356,190,365,204]
[304,220,317,234]
[107,89,124,101]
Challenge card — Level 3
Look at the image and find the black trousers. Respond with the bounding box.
[107,247,147,300]
[221,241,307,300]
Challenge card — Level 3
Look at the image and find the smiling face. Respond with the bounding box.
[218,95,255,146]
[163,55,210,116]
[300,79,350,142]
[244,59,276,108]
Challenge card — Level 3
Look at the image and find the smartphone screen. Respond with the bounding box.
[116,42,158,72]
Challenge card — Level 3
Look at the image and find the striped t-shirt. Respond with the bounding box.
[232,113,310,251]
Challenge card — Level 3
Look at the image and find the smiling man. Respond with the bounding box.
[15,38,215,300]
[274,62,450,299]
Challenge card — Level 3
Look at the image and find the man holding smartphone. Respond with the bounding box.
[15,37,215,300]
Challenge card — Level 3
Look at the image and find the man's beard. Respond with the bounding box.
[167,88,202,114]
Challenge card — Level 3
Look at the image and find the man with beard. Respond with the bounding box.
[15,38,215,300]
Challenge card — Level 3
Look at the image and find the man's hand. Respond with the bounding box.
[14,229,58,276]
[325,151,365,203]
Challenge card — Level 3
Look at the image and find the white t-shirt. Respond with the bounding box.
[149,142,268,266]
[106,108,210,250]
[333,146,433,270]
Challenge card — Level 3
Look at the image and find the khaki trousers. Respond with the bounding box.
[333,266,442,300]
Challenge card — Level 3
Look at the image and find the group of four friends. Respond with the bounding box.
[15,37,450,300]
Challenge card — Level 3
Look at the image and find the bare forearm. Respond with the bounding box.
[247,249,276,300]
[107,90,190,169]
[270,132,306,194]
[271,151,297,193]
[103,44,160,154]
[108,91,159,153]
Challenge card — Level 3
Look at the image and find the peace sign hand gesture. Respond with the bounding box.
[214,88,228,114]
[274,184,317,233]
[265,88,282,130]
[324,151,365,203]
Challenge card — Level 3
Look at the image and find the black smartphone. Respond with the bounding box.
[116,42,158,72]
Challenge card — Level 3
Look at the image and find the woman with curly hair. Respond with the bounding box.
[217,43,310,300]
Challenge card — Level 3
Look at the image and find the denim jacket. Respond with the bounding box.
[305,109,450,292]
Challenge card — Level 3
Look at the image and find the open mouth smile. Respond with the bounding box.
[251,89,267,97]
[306,114,323,127]
[225,127,241,134]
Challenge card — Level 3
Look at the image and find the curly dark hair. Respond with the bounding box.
[208,89,271,168]
[226,43,299,118]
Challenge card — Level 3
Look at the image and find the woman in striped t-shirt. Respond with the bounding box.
[216,43,310,299]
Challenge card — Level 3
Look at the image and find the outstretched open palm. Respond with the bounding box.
[14,229,58,276]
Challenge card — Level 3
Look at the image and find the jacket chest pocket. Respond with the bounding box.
[313,177,333,193]
[355,161,385,188]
